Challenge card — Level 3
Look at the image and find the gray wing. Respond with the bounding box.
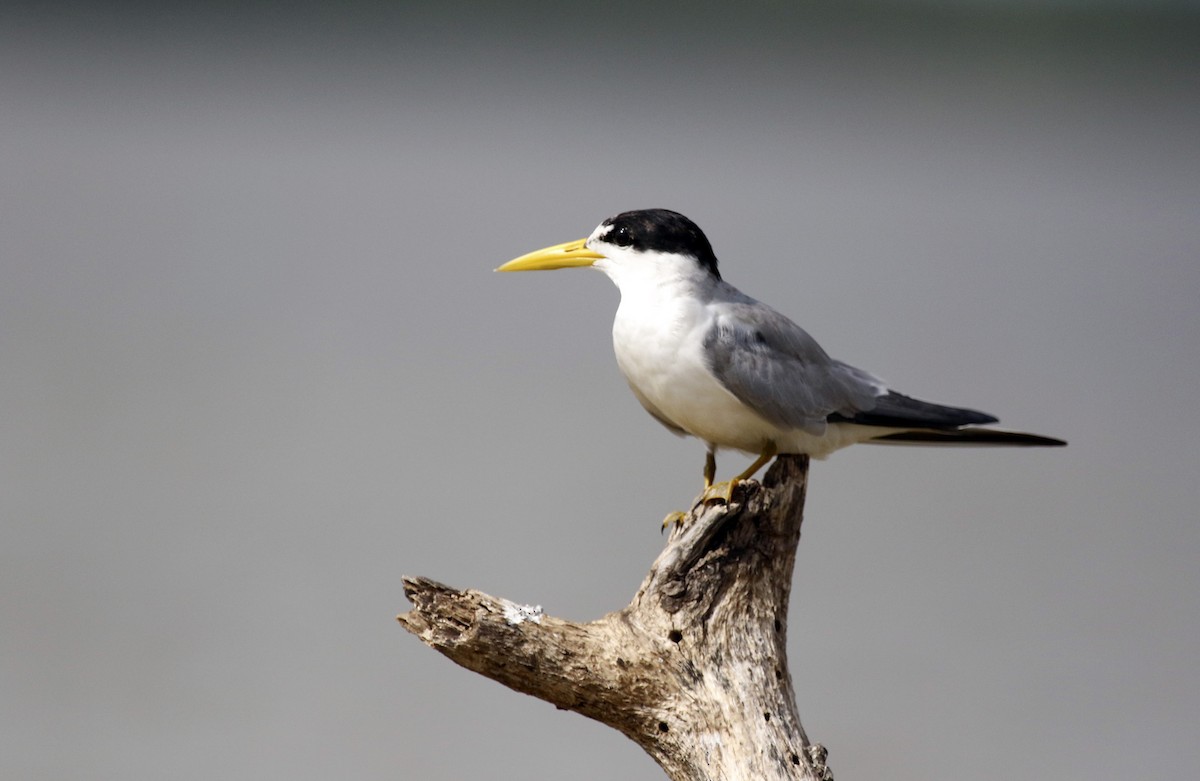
[702,301,884,435]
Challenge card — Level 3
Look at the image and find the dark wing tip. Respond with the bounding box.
[872,429,1067,447]
[829,391,998,429]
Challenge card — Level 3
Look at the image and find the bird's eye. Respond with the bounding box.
[611,226,633,246]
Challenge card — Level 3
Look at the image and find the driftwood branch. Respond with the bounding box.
[398,455,832,780]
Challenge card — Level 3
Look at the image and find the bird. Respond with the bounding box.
[496,208,1065,508]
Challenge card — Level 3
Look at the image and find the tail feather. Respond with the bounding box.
[868,427,1066,447]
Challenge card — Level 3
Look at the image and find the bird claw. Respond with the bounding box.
[699,480,737,506]
[661,511,688,533]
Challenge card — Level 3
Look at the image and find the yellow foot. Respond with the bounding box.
[699,479,739,505]
[661,510,688,533]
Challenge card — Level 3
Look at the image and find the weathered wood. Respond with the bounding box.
[398,455,832,780]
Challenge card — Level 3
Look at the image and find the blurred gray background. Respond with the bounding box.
[3,1,1198,779]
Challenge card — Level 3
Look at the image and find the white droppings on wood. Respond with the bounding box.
[501,600,544,625]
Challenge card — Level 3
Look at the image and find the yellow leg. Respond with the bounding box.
[666,445,778,529]
[733,442,778,483]
[666,449,720,531]
[700,443,778,505]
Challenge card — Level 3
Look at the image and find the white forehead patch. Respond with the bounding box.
[589,221,614,245]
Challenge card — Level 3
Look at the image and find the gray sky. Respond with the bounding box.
[2,2,1198,779]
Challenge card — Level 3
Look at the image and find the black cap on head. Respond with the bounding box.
[600,209,721,280]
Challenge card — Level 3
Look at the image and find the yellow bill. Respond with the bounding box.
[495,238,604,272]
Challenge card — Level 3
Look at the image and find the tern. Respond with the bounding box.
[497,209,1065,506]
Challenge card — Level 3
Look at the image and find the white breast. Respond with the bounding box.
[607,267,784,454]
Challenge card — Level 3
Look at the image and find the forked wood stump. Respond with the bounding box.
[399,455,832,780]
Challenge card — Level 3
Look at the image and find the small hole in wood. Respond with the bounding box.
[774,618,782,632]
[667,629,683,643]
[658,721,669,733]
[763,712,771,722]
[790,753,800,765]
